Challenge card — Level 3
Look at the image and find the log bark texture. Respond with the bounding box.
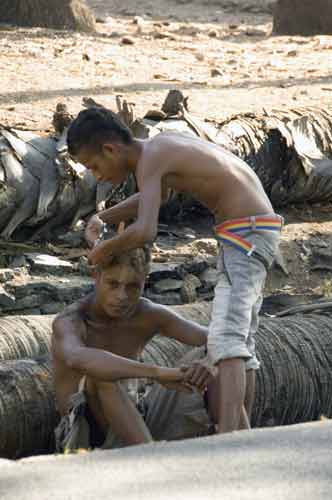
[273,0,332,36]
[1,304,332,458]
[0,0,95,32]
[2,96,332,240]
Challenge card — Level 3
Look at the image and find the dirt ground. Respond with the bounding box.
[1,0,332,305]
[1,0,332,131]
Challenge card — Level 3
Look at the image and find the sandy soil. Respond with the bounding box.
[1,0,332,303]
[0,0,331,131]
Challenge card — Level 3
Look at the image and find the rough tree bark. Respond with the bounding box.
[2,94,332,242]
[0,0,95,32]
[1,303,332,458]
[273,0,332,36]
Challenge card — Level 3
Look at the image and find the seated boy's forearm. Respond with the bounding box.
[66,347,160,381]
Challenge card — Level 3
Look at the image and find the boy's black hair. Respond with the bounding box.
[97,247,151,276]
[67,106,133,156]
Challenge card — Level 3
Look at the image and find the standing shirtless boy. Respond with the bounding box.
[52,245,210,452]
[67,106,282,434]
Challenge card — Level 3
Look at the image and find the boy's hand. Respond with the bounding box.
[88,240,111,266]
[156,367,192,392]
[180,361,213,393]
[85,214,104,247]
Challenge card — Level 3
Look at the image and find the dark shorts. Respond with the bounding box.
[55,349,214,453]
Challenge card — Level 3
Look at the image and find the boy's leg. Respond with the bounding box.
[206,367,255,430]
[217,357,247,433]
[244,368,256,421]
[208,243,267,434]
[86,378,153,446]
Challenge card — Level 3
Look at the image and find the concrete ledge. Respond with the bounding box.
[1,421,331,500]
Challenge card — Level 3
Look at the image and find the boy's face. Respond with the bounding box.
[76,143,128,185]
[95,263,145,318]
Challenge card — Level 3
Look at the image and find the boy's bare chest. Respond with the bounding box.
[84,320,152,359]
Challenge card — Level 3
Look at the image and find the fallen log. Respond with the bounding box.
[2,94,332,240]
[0,315,53,361]
[0,304,209,361]
[1,303,332,458]
[0,357,56,458]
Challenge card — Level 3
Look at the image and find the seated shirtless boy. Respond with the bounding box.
[66,106,283,434]
[52,245,211,452]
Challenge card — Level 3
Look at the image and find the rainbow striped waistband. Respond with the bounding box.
[215,215,283,256]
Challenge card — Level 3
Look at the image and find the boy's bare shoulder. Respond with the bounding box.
[137,297,175,322]
[52,296,91,337]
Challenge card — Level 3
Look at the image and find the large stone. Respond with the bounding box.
[8,294,48,311]
[152,278,184,294]
[149,262,183,281]
[0,269,15,283]
[0,286,15,308]
[199,267,218,289]
[180,274,201,303]
[144,289,182,306]
[25,254,73,275]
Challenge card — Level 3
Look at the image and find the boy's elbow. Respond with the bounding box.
[133,225,157,246]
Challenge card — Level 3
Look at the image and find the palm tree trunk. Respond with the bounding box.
[1,304,332,458]
[2,102,332,239]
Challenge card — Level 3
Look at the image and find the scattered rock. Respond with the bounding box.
[9,294,48,311]
[194,52,205,62]
[287,50,298,57]
[0,269,15,283]
[182,257,208,275]
[199,268,218,289]
[0,286,15,308]
[311,246,332,271]
[246,28,266,37]
[153,278,184,294]
[149,262,183,281]
[211,68,223,77]
[24,254,73,275]
[180,274,201,303]
[274,248,289,275]
[144,289,182,306]
[192,239,218,255]
[41,302,66,314]
[121,36,135,45]
[9,256,28,269]
[208,30,218,38]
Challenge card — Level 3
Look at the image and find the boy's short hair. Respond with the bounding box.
[97,246,151,276]
[67,106,133,156]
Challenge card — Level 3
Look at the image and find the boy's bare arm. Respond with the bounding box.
[153,303,208,346]
[98,192,141,225]
[88,172,163,265]
[85,193,141,246]
[52,313,183,383]
[152,304,212,391]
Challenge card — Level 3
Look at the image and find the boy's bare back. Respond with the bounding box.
[136,132,273,223]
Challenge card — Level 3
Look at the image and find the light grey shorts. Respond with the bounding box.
[207,227,281,370]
